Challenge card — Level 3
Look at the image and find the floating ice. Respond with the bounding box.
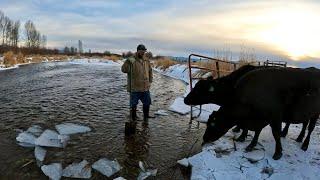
[16,131,36,147]
[169,97,190,115]
[62,160,92,179]
[137,161,157,180]
[92,158,121,177]
[55,123,91,135]
[35,130,69,148]
[177,158,189,167]
[113,177,126,180]
[35,146,47,162]
[41,163,62,180]
[26,125,43,137]
[154,110,169,116]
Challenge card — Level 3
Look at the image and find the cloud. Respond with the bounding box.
[1,0,320,63]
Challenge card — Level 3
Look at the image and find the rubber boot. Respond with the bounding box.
[143,106,155,121]
[143,106,150,121]
[130,107,137,120]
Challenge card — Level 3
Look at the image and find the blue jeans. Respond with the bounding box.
[130,91,151,108]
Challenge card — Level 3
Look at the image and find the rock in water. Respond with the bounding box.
[92,158,121,177]
[62,160,92,179]
[55,123,91,135]
[41,163,62,180]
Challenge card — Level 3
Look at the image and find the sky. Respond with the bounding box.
[1,0,320,67]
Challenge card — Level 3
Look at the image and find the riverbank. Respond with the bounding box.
[156,63,320,180]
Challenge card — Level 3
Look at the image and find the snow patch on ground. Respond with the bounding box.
[181,125,320,180]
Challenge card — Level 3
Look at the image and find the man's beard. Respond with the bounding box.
[137,54,143,58]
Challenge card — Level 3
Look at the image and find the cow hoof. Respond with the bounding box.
[301,145,308,151]
[272,152,282,160]
[245,145,254,152]
[296,136,303,142]
[235,136,246,142]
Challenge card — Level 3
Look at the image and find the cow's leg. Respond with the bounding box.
[301,116,317,151]
[296,121,309,142]
[271,122,283,160]
[245,129,262,152]
[280,123,290,137]
[232,126,241,133]
[235,128,247,142]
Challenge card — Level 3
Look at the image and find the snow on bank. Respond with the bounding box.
[181,124,320,180]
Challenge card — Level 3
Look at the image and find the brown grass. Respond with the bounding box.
[16,52,26,64]
[103,55,122,62]
[153,57,177,70]
[3,51,17,67]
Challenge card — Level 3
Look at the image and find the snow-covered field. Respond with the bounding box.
[156,64,320,180]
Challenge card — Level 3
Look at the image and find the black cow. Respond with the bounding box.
[184,65,261,141]
[203,67,320,160]
[184,65,306,142]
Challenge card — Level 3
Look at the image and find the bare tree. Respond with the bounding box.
[0,11,4,45]
[2,16,10,45]
[25,20,41,48]
[12,20,20,47]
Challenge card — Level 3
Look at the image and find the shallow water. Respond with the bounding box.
[0,61,204,179]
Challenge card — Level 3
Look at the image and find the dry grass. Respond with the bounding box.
[3,51,17,67]
[153,57,177,70]
[16,52,26,64]
[103,55,122,62]
[192,60,237,78]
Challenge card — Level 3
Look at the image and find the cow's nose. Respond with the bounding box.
[184,97,190,105]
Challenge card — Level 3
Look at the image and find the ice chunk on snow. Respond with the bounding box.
[26,125,43,137]
[169,97,190,115]
[41,163,62,180]
[55,123,91,135]
[137,161,157,180]
[16,132,36,147]
[113,177,126,180]
[92,158,121,177]
[35,130,69,148]
[35,146,47,162]
[177,158,189,167]
[154,110,169,116]
[62,160,92,179]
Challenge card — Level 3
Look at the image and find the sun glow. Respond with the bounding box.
[249,7,320,60]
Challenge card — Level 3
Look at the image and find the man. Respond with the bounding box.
[121,44,153,121]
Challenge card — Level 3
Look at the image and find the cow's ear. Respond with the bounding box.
[208,85,214,92]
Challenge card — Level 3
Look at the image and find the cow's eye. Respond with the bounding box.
[208,85,214,92]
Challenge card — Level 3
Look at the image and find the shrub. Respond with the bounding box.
[3,51,16,67]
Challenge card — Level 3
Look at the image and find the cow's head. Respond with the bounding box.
[184,77,228,106]
[202,109,236,144]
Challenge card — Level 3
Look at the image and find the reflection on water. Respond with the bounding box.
[0,62,204,179]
